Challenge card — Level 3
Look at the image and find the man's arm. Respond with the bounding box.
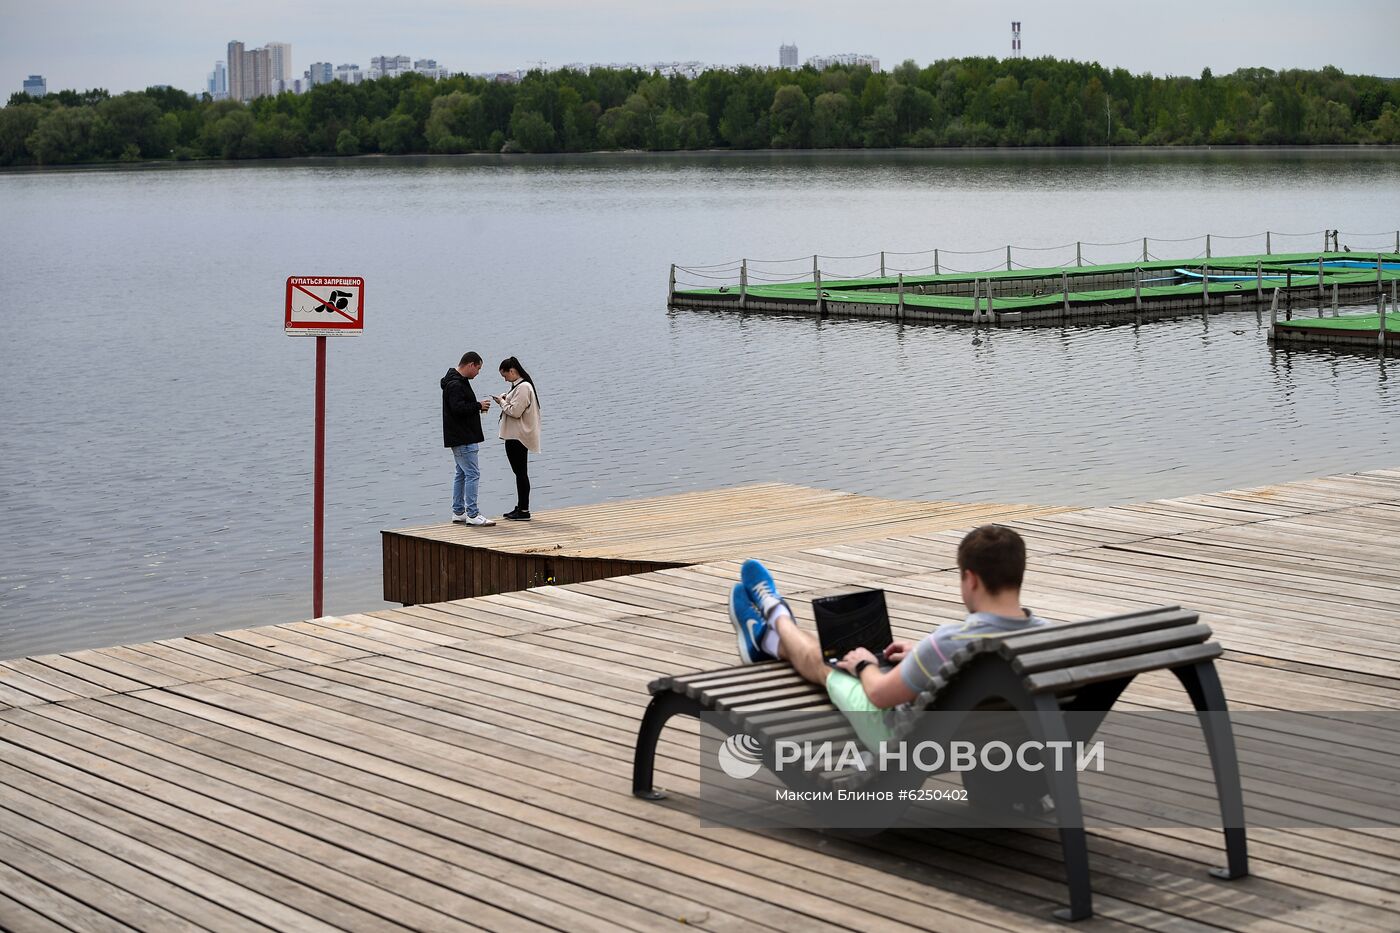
[860,664,918,708]
[446,380,480,416]
[835,647,918,709]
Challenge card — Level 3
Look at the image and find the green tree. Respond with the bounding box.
[1374,104,1400,144]
[335,128,360,156]
[206,108,256,159]
[26,107,105,164]
[0,102,43,164]
[97,94,166,157]
[560,90,600,150]
[509,107,555,152]
[811,92,854,148]
[424,91,478,152]
[681,111,711,149]
[769,84,811,148]
[374,112,419,154]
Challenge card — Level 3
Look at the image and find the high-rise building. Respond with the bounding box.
[779,44,798,69]
[227,41,244,101]
[265,42,292,84]
[207,60,227,99]
[414,58,449,79]
[225,40,285,101]
[306,62,334,87]
[335,64,363,84]
[248,46,271,98]
[368,55,412,80]
[22,75,46,97]
[1011,21,1022,59]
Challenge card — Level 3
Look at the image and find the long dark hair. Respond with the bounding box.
[499,356,541,408]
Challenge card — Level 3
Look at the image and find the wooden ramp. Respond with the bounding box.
[3,467,1400,931]
[382,483,1070,604]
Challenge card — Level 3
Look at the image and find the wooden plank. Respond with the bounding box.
[0,809,247,931]
[0,764,350,932]
[0,856,142,932]
[0,730,478,933]
[153,680,1039,932]
[84,694,778,932]
[60,647,191,688]
[0,658,101,701]
[19,704,651,933]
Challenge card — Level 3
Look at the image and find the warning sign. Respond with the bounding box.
[285,276,365,335]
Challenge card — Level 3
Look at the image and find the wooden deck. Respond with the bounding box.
[3,467,1400,931]
[382,483,1071,604]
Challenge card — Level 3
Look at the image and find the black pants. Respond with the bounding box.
[505,439,530,511]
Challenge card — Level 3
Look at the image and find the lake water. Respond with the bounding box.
[2,149,1398,659]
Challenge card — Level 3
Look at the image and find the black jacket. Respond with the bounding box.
[441,368,485,447]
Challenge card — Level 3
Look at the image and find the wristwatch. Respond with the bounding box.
[853,658,874,677]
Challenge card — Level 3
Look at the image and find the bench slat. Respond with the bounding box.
[1025,642,1222,693]
[728,693,833,714]
[713,682,826,712]
[696,671,809,700]
[997,607,1197,653]
[1012,624,1213,674]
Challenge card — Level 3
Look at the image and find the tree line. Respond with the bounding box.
[3,57,1398,166]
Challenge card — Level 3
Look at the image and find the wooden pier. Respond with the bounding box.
[382,483,1070,604]
[4,467,1400,931]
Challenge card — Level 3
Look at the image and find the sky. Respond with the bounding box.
[5,0,1399,96]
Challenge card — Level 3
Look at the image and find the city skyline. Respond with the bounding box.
[6,0,1399,96]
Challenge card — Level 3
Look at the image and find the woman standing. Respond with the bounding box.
[493,356,541,521]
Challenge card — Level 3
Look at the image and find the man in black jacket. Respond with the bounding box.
[442,351,495,526]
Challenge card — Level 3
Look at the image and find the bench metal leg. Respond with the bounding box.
[1173,661,1249,881]
[632,692,702,800]
[1033,695,1093,922]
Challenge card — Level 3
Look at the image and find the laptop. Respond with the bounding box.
[813,589,893,666]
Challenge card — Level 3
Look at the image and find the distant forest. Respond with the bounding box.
[3,58,1399,166]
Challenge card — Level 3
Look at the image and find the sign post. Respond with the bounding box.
[285,276,364,618]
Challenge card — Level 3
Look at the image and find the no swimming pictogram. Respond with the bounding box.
[284,276,365,335]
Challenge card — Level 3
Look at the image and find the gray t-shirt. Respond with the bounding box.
[899,609,1049,695]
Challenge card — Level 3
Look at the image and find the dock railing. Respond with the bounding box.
[671,228,1400,292]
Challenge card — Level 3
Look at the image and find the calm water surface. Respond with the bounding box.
[2,149,1398,658]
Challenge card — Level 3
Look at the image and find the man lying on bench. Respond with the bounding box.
[729,524,1048,746]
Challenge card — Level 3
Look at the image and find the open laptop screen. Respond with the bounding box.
[813,589,893,663]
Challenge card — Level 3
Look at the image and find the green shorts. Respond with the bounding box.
[825,670,896,749]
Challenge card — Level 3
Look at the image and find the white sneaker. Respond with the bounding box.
[451,513,467,523]
[464,513,496,527]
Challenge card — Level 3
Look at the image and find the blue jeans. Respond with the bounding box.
[451,443,481,517]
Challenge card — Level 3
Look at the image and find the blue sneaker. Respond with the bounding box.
[728,584,772,664]
[741,559,785,616]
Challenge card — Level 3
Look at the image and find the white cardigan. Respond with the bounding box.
[497,379,541,453]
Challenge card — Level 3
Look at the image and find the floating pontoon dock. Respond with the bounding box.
[1269,289,1400,350]
[670,251,1400,328]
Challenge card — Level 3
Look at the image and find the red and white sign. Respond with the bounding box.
[284,276,365,335]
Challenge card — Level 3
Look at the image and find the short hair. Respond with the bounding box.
[459,351,482,367]
[956,525,1026,595]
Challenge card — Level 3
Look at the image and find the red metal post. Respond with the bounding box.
[313,335,327,618]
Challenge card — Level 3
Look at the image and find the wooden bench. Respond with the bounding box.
[632,605,1248,921]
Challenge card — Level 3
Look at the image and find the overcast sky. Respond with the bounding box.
[7,0,1399,95]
